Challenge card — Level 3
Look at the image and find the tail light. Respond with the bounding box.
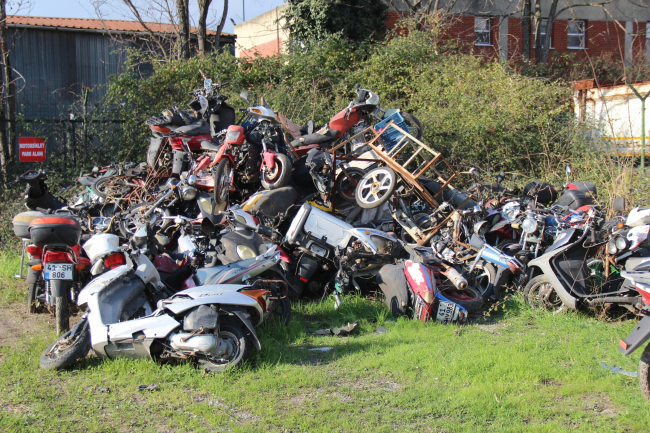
[43,251,74,264]
[26,245,43,258]
[104,252,126,269]
[241,289,269,315]
[224,125,245,146]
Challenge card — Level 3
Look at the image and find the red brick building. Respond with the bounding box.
[236,1,650,64]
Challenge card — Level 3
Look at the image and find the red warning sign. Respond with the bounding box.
[19,137,46,162]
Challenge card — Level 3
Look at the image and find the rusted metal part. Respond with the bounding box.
[181,326,205,343]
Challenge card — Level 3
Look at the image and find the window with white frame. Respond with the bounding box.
[567,21,585,49]
[540,19,553,49]
[475,17,491,46]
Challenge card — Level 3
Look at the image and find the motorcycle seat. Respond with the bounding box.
[290,129,339,147]
[173,119,210,136]
[200,140,221,151]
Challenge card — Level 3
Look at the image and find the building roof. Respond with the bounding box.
[7,15,234,37]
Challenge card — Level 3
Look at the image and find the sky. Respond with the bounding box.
[15,0,286,34]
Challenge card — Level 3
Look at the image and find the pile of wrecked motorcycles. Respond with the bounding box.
[8,78,650,401]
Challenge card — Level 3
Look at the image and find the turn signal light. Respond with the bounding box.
[617,222,625,229]
[31,264,42,271]
[619,339,628,350]
[74,264,86,272]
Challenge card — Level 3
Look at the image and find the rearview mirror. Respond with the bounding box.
[239,91,250,102]
[201,217,216,236]
[496,171,505,185]
[613,197,626,212]
[203,78,213,89]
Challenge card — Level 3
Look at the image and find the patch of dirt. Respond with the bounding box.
[583,393,619,417]
[0,303,54,348]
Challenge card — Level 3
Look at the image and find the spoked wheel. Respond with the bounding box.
[261,153,292,190]
[119,202,172,238]
[439,285,484,313]
[334,167,366,203]
[40,319,90,370]
[197,323,251,373]
[213,159,233,205]
[92,176,132,199]
[355,167,397,209]
[523,275,565,312]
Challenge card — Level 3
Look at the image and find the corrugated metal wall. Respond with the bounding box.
[9,28,128,119]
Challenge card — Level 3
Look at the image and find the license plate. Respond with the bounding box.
[436,301,459,323]
[44,263,73,280]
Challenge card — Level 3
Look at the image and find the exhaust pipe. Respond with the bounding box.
[440,265,468,290]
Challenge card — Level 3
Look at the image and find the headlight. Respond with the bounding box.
[522,218,537,234]
[607,241,618,255]
[181,186,197,201]
[236,245,256,260]
[187,174,196,186]
[615,237,628,251]
[474,221,489,236]
[198,197,213,214]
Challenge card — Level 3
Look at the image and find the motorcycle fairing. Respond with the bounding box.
[262,151,276,169]
[163,284,261,316]
[404,260,435,302]
[78,264,132,306]
[544,228,576,254]
[193,246,280,286]
[107,314,180,344]
[479,244,523,274]
[348,228,397,255]
[628,225,650,250]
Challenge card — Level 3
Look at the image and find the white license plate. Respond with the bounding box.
[436,301,459,323]
[44,263,73,280]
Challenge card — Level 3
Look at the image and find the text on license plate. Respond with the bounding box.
[44,263,73,280]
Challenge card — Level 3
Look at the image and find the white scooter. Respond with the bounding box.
[40,223,289,372]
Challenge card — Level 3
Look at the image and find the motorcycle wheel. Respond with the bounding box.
[523,275,565,311]
[90,176,111,199]
[213,159,233,205]
[638,344,650,401]
[40,319,90,370]
[92,176,132,199]
[197,323,251,373]
[334,167,366,203]
[355,167,397,209]
[467,261,496,300]
[261,153,292,190]
[55,296,70,334]
[119,202,172,238]
[439,285,484,313]
[401,112,423,140]
[270,283,292,325]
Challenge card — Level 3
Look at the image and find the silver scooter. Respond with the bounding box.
[40,223,288,372]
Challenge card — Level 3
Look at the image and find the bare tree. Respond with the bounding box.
[522,0,531,60]
[196,0,212,54]
[0,0,15,173]
[214,0,228,52]
[176,0,190,58]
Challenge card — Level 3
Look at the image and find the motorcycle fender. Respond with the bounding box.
[262,151,275,170]
[526,260,577,310]
[619,315,650,355]
[231,309,261,351]
[26,259,41,284]
[49,279,69,299]
[214,143,229,162]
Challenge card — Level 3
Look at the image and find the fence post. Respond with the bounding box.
[625,81,650,174]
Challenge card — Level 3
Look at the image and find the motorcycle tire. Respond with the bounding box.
[334,167,367,203]
[119,202,172,238]
[90,176,111,199]
[523,275,564,312]
[91,176,132,199]
[401,112,423,140]
[55,296,70,335]
[197,322,251,373]
[638,343,650,402]
[27,283,37,313]
[355,167,397,209]
[439,285,484,313]
[213,158,233,205]
[261,153,292,190]
[40,319,90,370]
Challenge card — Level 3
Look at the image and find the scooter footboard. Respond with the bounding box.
[620,315,650,356]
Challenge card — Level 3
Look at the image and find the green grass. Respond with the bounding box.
[1,254,649,432]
